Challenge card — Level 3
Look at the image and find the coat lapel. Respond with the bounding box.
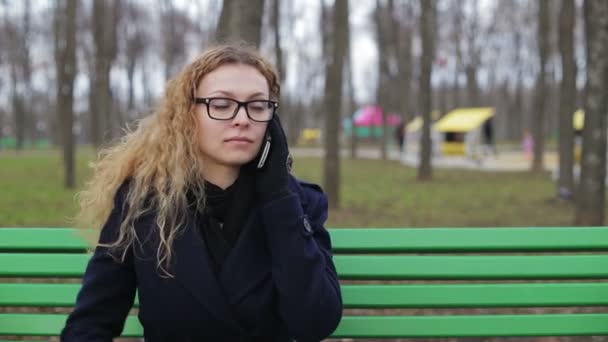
[218,204,271,304]
[172,210,246,333]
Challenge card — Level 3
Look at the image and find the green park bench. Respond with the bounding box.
[2,226,608,340]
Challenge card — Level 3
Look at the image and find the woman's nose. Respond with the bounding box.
[232,106,250,126]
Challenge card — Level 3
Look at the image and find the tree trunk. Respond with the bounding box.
[161,0,180,81]
[575,0,608,225]
[396,2,413,127]
[509,31,524,141]
[375,0,391,161]
[270,0,295,145]
[9,62,25,151]
[557,0,577,199]
[216,0,234,43]
[418,0,435,181]
[54,0,78,188]
[323,0,348,209]
[272,0,283,82]
[450,1,463,110]
[347,38,358,160]
[465,1,480,108]
[127,57,136,114]
[532,0,550,172]
[124,3,146,119]
[91,0,118,148]
[5,1,33,151]
[21,0,33,147]
[465,64,479,107]
[216,0,264,47]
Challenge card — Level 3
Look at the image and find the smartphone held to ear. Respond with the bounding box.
[256,131,271,169]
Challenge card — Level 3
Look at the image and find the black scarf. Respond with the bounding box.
[194,168,255,274]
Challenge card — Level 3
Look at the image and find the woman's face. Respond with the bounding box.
[195,63,270,170]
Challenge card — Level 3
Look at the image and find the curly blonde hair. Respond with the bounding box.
[76,43,281,276]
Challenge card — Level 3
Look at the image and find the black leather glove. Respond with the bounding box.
[254,115,293,202]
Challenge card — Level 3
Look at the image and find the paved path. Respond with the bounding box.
[291,147,559,172]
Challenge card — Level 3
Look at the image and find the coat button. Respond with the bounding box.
[303,216,313,234]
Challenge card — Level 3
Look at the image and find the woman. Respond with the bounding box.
[61,44,343,342]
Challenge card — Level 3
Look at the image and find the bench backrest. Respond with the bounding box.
[2,227,608,339]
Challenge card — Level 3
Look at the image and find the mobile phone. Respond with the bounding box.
[257,130,272,169]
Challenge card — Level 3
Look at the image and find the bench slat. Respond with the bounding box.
[2,313,608,337]
[0,314,142,336]
[3,253,608,279]
[0,283,140,307]
[331,227,608,252]
[3,282,608,308]
[0,283,81,307]
[0,228,91,252]
[4,227,608,253]
[0,254,88,277]
[337,254,608,279]
[332,314,608,337]
[341,283,608,308]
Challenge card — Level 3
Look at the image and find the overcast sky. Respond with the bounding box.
[0,0,587,117]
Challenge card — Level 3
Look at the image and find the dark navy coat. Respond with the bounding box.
[61,176,343,341]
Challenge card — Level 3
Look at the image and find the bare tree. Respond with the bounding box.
[346,46,357,159]
[216,0,265,47]
[323,0,348,209]
[463,0,480,107]
[449,0,463,109]
[3,0,33,151]
[575,0,608,225]
[374,0,399,160]
[269,0,294,145]
[123,2,148,118]
[6,18,26,151]
[395,1,414,124]
[160,1,189,81]
[557,0,577,199]
[54,0,78,188]
[418,0,436,181]
[510,31,523,140]
[90,0,119,148]
[512,30,525,141]
[532,0,550,172]
[374,0,391,161]
[271,0,284,82]
[346,4,358,160]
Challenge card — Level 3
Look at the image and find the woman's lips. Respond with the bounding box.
[224,137,254,146]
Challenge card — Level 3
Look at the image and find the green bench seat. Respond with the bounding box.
[2,226,608,339]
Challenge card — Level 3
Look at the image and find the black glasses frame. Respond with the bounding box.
[194,97,279,122]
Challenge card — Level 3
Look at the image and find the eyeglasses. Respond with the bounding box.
[194,97,278,122]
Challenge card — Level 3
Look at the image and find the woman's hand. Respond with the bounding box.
[254,115,293,202]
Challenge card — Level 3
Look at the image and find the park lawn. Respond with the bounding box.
[0,149,601,227]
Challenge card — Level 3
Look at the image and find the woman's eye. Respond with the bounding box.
[249,102,268,111]
[211,100,232,109]
[250,105,264,111]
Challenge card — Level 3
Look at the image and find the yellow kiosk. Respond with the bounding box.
[434,107,496,156]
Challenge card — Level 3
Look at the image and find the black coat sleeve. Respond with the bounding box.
[61,182,137,341]
[260,180,343,342]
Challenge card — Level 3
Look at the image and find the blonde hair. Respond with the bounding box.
[77,43,281,276]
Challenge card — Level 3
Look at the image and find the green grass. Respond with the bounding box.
[292,157,599,228]
[0,149,94,227]
[0,149,601,228]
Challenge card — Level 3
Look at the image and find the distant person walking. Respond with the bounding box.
[395,122,406,151]
[522,130,534,161]
[482,119,497,156]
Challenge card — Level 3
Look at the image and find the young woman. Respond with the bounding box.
[61,44,343,342]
